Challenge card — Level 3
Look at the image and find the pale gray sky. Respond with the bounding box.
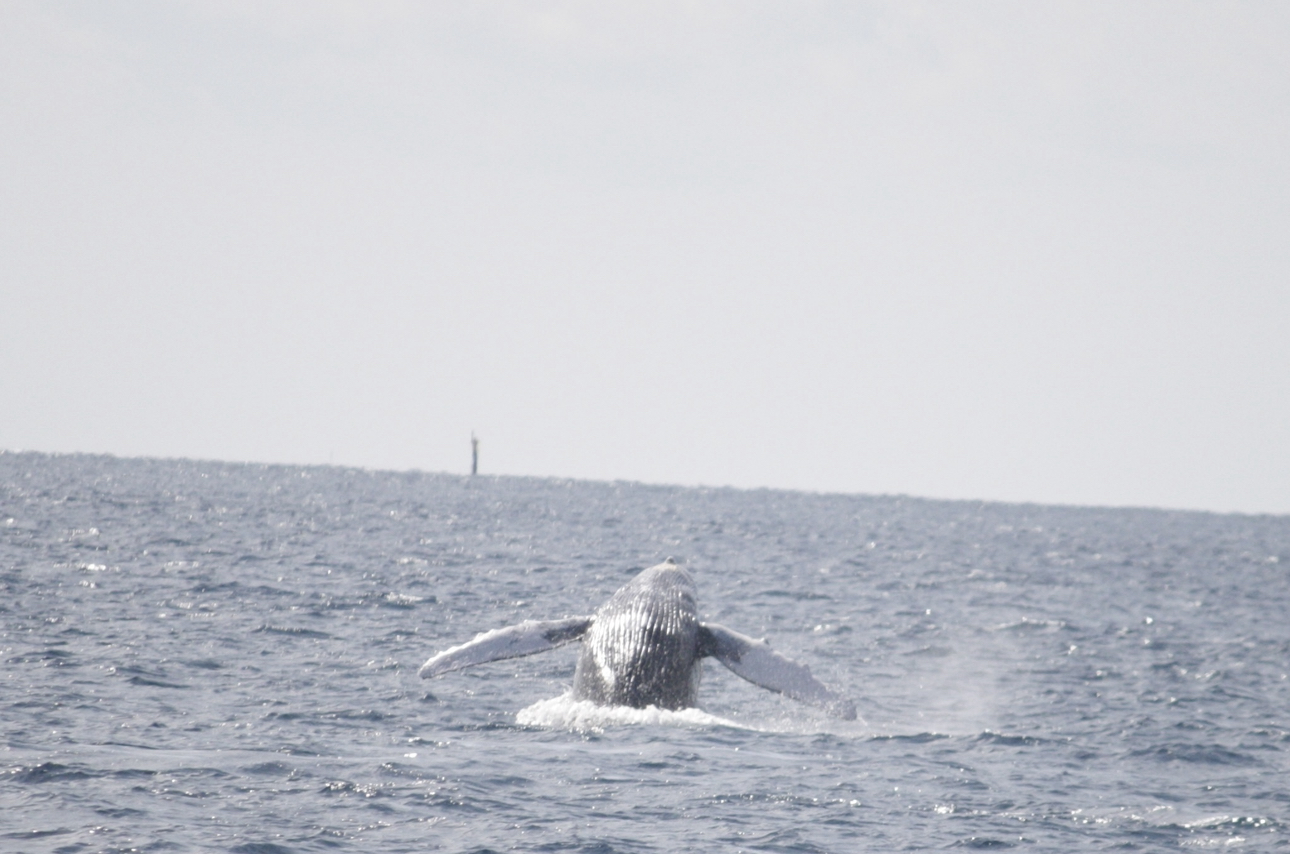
[3,2,1288,513]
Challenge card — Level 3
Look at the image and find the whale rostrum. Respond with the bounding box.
[419,559,856,720]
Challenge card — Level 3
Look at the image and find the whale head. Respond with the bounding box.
[572,559,702,710]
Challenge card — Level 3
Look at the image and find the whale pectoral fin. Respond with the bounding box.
[697,623,856,720]
[418,617,594,679]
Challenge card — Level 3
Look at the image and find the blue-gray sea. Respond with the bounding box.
[3,452,1288,852]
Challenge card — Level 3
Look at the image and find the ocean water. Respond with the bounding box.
[2,451,1288,853]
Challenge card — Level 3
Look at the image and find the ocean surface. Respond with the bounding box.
[2,451,1288,853]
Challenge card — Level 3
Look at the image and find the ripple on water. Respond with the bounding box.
[2,452,1288,852]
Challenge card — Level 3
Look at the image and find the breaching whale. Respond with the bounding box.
[418,559,856,719]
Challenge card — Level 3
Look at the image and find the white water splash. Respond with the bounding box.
[516,693,751,733]
[514,693,869,735]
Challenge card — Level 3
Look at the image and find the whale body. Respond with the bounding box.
[418,559,855,719]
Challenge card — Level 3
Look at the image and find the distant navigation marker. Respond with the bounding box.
[471,432,479,476]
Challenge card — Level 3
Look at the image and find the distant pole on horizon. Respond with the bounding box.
[470,432,479,476]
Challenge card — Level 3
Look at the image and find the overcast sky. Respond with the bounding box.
[3,1,1288,514]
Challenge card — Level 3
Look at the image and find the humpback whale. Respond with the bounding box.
[419,559,856,719]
